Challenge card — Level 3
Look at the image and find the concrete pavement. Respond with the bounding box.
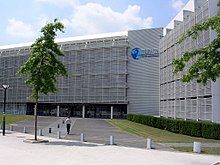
[0,131,219,165]
[10,116,64,136]
[65,118,172,150]
[6,117,220,151]
[10,117,171,150]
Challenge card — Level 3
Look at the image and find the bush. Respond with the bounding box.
[126,114,220,140]
[202,122,220,140]
[166,119,180,133]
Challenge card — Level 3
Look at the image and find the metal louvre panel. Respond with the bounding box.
[159,0,220,122]
[127,28,163,116]
[0,35,129,114]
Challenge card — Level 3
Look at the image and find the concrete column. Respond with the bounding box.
[34,105,37,116]
[147,138,152,149]
[81,133,85,142]
[57,105,60,117]
[193,142,201,153]
[110,106,113,119]
[10,125,13,131]
[39,129,43,136]
[57,131,61,139]
[82,105,85,118]
[110,136,114,145]
[23,127,26,133]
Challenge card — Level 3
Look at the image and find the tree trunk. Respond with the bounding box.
[34,92,39,141]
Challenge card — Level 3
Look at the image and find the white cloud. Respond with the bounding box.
[171,0,185,12]
[62,3,153,35]
[35,1,153,35]
[6,19,36,38]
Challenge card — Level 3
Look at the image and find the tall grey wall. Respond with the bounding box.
[127,28,163,115]
[0,35,128,114]
[0,40,128,105]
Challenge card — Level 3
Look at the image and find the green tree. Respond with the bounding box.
[18,19,67,140]
[172,1,220,85]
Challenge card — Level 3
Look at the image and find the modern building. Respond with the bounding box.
[0,28,162,118]
[160,0,220,123]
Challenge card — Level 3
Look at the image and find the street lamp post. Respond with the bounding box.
[2,85,9,136]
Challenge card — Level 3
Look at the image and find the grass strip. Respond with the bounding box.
[108,119,220,143]
[172,146,220,155]
[0,114,34,125]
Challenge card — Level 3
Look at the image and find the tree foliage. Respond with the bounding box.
[18,18,67,99]
[18,19,67,140]
[172,1,220,85]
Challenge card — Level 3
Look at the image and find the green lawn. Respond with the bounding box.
[108,119,220,143]
[172,147,220,155]
[0,114,34,125]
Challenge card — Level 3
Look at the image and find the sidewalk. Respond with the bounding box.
[0,131,219,165]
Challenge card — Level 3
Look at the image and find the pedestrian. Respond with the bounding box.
[65,116,72,134]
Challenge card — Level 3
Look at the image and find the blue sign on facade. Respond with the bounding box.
[130,47,159,60]
[130,48,142,60]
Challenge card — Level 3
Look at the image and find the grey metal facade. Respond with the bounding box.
[127,28,163,116]
[0,49,29,114]
[160,0,220,123]
[0,28,162,117]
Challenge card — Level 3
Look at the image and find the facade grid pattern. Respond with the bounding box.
[159,0,218,122]
[0,35,129,114]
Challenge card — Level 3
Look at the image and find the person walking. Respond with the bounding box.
[65,116,72,134]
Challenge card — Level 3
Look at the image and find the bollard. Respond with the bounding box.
[147,138,152,149]
[23,127,26,133]
[49,128,52,133]
[57,124,60,128]
[57,131,61,139]
[193,142,201,153]
[10,125,13,131]
[81,133,85,142]
[110,136,114,145]
[39,129,43,136]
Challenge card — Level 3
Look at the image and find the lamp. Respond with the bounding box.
[2,85,9,136]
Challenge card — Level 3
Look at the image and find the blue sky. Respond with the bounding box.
[0,0,188,46]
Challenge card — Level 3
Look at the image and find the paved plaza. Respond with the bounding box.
[0,131,219,165]
[10,117,171,150]
[0,117,219,164]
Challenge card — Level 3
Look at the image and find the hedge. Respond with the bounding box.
[126,114,220,140]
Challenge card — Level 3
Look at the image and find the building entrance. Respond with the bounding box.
[27,103,127,119]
